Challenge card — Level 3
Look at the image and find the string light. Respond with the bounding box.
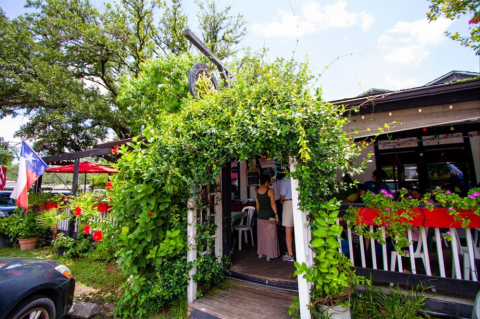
[389,112,392,116]
[423,128,427,132]
[361,115,365,120]
[418,108,422,113]
[449,105,453,110]
[450,126,454,131]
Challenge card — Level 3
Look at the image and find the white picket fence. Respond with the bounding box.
[339,220,480,282]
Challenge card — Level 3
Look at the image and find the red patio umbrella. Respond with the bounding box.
[45,161,119,193]
[45,161,119,174]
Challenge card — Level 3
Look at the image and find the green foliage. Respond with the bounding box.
[7,212,48,240]
[112,51,371,316]
[52,232,75,249]
[427,0,480,55]
[195,0,247,61]
[0,0,247,154]
[36,208,65,240]
[63,232,93,259]
[116,54,197,134]
[0,137,13,167]
[349,285,430,319]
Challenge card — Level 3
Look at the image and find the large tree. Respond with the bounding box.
[0,0,247,155]
[427,0,480,55]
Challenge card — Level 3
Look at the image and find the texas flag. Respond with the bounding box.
[10,141,48,209]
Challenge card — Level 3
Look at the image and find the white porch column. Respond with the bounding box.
[290,159,313,319]
[187,194,197,304]
[214,174,223,260]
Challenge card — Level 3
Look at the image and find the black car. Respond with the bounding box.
[0,191,17,218]
[0,258,75,319]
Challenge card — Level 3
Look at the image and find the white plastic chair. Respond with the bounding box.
[451,228,480,281]
[390,229,432,276]
[233,206,255,250]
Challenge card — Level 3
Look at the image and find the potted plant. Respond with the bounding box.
[36,209,65,241]
[52,233,75,256]
[9,213,46,250]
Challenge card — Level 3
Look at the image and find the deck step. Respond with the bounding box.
[188,278,297,319]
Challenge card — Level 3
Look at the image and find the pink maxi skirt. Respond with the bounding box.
[257,219,280,259]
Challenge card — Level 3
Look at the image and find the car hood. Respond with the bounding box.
[0,258,62,281]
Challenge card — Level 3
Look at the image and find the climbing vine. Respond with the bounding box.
[110,52,373,317]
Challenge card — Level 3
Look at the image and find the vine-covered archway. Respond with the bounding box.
[110,53,368,318]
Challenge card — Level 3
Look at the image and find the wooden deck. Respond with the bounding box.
[229,227,298,287]
[188,279,297,319]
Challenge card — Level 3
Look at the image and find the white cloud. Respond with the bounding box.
[252,1,375,38]
[377,18,452,67]
[384,74,419,89]
[383,45,430,66]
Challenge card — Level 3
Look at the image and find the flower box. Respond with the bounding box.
[97,202,112,213]
[44,203,58,210]
[356,207,479,228]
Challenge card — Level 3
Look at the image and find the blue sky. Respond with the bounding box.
[1,0,479,145]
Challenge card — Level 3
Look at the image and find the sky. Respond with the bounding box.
[1,0,479,147]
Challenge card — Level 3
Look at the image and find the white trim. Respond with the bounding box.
[187,194,197,304]
[290,158,312,319]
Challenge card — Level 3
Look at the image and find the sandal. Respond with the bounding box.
[266,257,271,262]
[258,254,266,259]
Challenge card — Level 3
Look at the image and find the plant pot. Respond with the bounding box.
[57,247,66,256]
[97,203,112,212]
[321,305,351,319]
[45,203,58,210]
[18,237,39,251]
[0,233,12,248]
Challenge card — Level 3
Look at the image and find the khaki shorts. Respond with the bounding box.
[282,200,294,227]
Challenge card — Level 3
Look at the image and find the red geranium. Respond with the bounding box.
[111,145,118,154]
[74,206,82,216]
[93,231,103,241]
[106,181,113,191]
[109,198,112,201]
[149,210,153,215]
[83,225,91,235]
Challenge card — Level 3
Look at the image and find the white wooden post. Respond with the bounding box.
[290,159,312,319]
[187,193,197,304]
[214,174,223,260]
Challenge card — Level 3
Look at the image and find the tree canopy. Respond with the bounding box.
[0,0,247,154]
[427,0,480,55]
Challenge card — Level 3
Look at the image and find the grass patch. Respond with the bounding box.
[0,245,124,299]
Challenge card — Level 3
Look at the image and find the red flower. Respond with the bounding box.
[106,181,113,191]
[93,231,103,241]
[149,210,153,215]
[83,225,91,235]
[469,17,479,24]
[37,205,41,210]
[109,198,112,201]
[74,206,82,216]
[111,145,118,154]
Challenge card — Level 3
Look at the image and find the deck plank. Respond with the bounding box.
[189,279,297,319]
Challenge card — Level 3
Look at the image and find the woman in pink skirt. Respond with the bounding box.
[255,174,280,261]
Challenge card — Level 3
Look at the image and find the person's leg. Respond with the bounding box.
[285,226,294,256]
